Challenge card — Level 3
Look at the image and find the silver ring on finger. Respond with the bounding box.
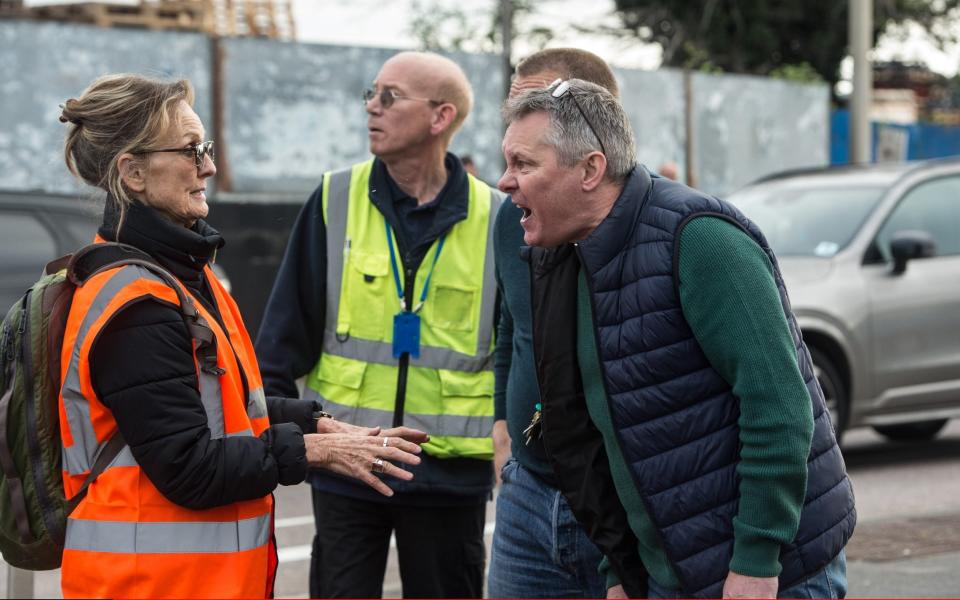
[371,458,385,474]
[382,437,389,448]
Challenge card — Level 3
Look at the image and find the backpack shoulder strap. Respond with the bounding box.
[67,242,153,285]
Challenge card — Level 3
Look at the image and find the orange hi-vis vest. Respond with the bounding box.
[58,240,275,599]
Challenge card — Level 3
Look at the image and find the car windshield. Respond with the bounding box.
[727,182,885,257]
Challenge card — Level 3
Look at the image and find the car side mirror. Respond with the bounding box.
[889,229,936,275]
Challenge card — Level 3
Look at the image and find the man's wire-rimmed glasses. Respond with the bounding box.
[138,140,215,170]
[548,79,607,156]
[363,87,443,109]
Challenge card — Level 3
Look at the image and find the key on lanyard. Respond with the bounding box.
[523,402,543,446]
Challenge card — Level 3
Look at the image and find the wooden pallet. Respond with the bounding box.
[215,0,295,39]
[9,0,295,39]
[0,0,24,17]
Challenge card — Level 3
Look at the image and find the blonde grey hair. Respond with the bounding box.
[503,79,636,183]
[61,73,194,217]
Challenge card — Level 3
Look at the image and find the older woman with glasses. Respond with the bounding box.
[56,73,428,599]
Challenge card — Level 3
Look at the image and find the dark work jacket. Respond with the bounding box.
[90,199,315,510]
[527,167,856,597]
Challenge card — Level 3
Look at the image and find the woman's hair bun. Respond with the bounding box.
[59,98,81,125]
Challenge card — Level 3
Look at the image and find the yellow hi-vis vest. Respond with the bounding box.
[304,160,504,459]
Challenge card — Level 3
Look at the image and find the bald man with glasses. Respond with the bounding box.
[256,51,504,598]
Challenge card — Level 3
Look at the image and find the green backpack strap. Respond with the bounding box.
[0,352,32,540]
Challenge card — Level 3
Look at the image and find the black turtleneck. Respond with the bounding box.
[98,198,224,309]
[89,199,312,509]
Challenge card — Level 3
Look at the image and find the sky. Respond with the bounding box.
[292,0,960,78]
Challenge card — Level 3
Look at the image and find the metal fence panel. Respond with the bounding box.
[0,21,212,194]
[221,38,504,194]
[691,71,829,197]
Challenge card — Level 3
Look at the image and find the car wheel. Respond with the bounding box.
[809,348,848,442]
[872,419,948,442]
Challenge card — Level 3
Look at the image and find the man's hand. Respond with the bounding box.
[722,572,778,598]
[606,584,627,599]
[492,419,511,485]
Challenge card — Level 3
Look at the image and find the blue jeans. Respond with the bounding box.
[487,459,606,598]
[647,551,847,599]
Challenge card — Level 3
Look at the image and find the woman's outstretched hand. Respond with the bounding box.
[303,430,426,496]
[315,418,430,445]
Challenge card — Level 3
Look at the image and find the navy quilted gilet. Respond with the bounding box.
[574,167,856,597]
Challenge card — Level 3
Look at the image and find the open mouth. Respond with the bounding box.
[519,206,532,221]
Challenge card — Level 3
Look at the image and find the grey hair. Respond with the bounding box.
[502,78,636,183]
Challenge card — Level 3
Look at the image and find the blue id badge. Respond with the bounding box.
[393,311,421,358]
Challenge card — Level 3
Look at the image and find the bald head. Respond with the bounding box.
[380,51,473,136]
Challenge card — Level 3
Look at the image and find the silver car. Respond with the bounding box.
[727,158,960,442]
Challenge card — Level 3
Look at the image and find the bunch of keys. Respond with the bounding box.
[522,402,543,446]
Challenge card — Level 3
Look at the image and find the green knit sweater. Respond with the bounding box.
[579,216,814,590]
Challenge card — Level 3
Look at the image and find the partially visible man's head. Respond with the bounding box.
[499,80,636,247]
[459,154,479,177]
[657,161,679,181]
[365,51,472,159]
[511,47,620,99]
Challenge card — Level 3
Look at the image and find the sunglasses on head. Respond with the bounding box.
[547,79,607,156]
[138,140,215,170]
[362,87,443,109]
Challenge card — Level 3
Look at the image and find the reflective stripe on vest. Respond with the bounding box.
[302,387,494,438]
[321,329,491,372]
[247,386,268,419]
[64,514,271,554]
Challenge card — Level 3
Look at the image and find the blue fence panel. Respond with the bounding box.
[909,122,960,160]
[831,110,850,164]
[832,109,960,164]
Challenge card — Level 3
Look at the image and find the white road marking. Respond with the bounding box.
[275,515,315,528]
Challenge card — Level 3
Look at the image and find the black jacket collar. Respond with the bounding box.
[98,197,225,288]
